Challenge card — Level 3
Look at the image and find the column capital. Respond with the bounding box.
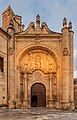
[24,73,27,79]
[50,73,53,80]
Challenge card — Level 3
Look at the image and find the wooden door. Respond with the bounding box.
[31,83,46,107]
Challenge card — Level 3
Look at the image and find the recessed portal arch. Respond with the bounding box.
[16,45,60,108]
[31,83,46,107]
[17,44,60,68]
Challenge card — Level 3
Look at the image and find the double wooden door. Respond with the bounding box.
[31,83,46,107]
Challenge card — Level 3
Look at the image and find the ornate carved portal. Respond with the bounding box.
[18,49,57,108]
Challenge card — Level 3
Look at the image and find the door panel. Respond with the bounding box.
[31,83,46,107]
[31,96,37,107]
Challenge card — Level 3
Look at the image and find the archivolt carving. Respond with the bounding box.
[20,50,57,73]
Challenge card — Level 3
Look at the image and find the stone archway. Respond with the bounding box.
[16,46,59,108]
[31,83,46,107]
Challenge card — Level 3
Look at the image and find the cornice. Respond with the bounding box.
[14,33,62,40]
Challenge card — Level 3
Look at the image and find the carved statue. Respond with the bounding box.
[35,55,41,68]
[9,47,13,55]
[63,17,67,27]
[63,48,68,56]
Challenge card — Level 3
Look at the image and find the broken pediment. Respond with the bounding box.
[18,15,56,35]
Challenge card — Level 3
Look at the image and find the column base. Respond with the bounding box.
[9,100,16,109]
[23,99,29,108]
[16,101,21,108]
[49,99,53,108]
[61,101,70,110]
[55,101,62,109]
[61,101,75,110]
[70,102,75,110]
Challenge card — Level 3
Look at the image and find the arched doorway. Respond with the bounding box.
[31,83,46,107]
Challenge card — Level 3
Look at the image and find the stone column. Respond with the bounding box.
[68,22,75,110]
[49,74,53,108]
[62,56,70,107]
[61,18,70,109]
[7,24,15,108]
[16,66,21,108]
[23,73,28,107]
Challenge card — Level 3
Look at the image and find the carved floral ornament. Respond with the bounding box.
[19,51,57,74]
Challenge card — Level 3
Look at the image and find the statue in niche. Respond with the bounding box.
[44,56,49,72]
[49,62,56,73]
[35,55,41,69]
[49,63,53,70]
[27,55,34,72]
[9,47,13,55]
[63,48,68,56]
[29,62,33,72]
[24,63,28,69]
[20,63,28,73]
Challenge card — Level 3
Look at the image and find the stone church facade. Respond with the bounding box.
[0,6,76,110]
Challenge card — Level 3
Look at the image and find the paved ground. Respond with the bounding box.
[0,108,77,120]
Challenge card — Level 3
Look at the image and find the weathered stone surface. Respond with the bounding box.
[0,6,76,110]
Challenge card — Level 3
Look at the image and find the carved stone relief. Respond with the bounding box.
[9,47,13,55]
[20,50,57,74]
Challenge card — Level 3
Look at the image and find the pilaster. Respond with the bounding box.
[16,66,21,108]
[49,74,53,108]
[23,73,29,108]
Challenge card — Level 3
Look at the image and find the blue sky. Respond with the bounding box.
[0,0,77,78]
